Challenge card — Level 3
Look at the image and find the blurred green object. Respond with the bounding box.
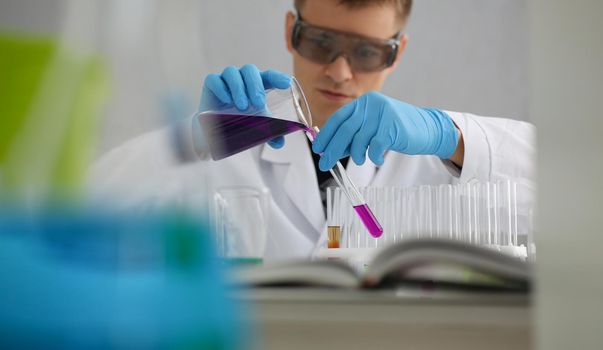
[0,32,107,198]
[0,35,53,159]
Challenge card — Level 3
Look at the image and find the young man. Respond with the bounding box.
[92,0,535,260]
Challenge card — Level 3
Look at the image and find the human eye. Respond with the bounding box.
[309,32,335,50]
[354,44,382,60]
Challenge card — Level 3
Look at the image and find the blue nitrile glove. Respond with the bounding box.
[199,64,292,149]
[312,91,459,171]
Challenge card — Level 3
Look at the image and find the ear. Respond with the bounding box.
[387,34,408,72]
[285,11,296,53]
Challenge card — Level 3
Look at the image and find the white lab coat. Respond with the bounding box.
[90,111,536,261]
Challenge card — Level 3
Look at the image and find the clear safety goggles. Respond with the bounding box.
[291,14,402,72]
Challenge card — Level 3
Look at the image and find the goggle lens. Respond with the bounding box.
[292,20,400,72]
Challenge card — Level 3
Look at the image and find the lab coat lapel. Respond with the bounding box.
[260,132,324,235]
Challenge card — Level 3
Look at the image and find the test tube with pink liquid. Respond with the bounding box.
[305,127,383,238]
[287,77,383,238]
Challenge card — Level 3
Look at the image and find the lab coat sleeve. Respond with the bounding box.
[88,113,212,209]
[88,125,185,199]
[445,111,536,186]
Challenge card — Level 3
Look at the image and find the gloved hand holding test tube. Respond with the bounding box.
[305,127,384,238]
[288,82,384,239]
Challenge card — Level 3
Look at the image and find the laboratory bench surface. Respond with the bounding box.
[237,287,531,350]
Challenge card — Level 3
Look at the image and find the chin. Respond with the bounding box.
[309,93,348,123]
[325,101,346,115]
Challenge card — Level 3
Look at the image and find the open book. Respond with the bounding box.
[233,238,531,292]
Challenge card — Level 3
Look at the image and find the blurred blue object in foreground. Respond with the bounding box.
[0,206,245,349]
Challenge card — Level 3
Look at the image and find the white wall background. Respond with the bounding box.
[199,0,529,115]
[0,0,529,156]
[530,1,603,349]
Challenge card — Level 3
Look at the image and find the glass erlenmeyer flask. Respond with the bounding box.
[196,77,312,161]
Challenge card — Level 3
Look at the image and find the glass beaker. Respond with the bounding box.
[197,77,312,161]
[212,186,270,265]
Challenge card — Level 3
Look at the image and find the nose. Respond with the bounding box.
[324,55,353,84]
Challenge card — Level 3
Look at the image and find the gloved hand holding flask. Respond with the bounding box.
[199,64,291,149]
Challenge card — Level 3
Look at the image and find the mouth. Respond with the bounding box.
[317,89,353,102]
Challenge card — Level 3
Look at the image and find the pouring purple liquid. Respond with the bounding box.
[198,112,383,238]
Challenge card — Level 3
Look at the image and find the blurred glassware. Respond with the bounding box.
[0,205,246,349]
[0,32,107,200]
[213,186,270,265]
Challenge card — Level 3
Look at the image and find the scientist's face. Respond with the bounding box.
[285,0,408,128]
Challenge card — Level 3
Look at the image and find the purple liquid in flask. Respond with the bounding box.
[198,113,309,160]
